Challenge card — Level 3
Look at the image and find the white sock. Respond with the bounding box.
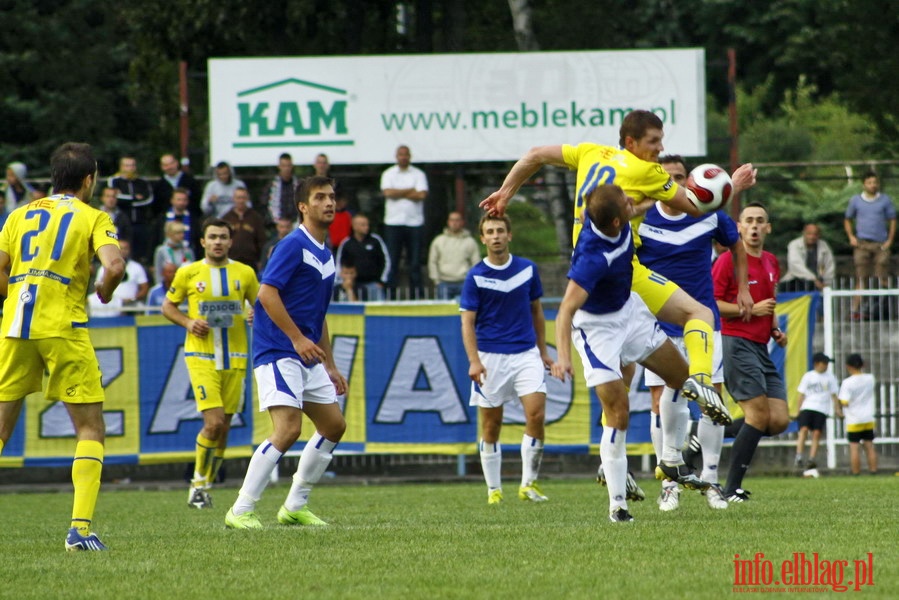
[650,411,663,464]
[233,441,282,515]
[600,426,628,511]
[284,433,338,512]
[520,434,544,487]
[479,439,502,491]
[698,415,724,484]
[660,386,689,464]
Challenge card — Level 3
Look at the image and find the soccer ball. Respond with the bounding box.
[686,164,733,214]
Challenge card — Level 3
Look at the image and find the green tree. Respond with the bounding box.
[0,0,152,175]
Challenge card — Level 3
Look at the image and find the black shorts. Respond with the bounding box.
[848,429,875,443]
[722,335,787,402]
[797,409,827,431]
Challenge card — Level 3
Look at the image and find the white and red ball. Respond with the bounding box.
[686,164,733,214]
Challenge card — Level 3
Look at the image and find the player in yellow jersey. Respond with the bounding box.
[162,218,260,509]
[481,110,756,434]
[0,142,125,551]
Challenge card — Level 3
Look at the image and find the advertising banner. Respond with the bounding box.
[0,294,816,468]
[209,49,706,166]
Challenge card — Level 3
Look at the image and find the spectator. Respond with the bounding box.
[428,211,481,300]
[222,186,268,271]
[263,152,299,224]
[153,221,195,285]
[844,171,896,319]
[2,161,34,226]
[152,187,200,257]
[147,262,179,310]
[313,152,344,198]
[334,213,390,301]
[837,353,878,475]
[98,185,133,243]
[90,239,149,316]
[201,161,247,218]
[328,191,353,251]
[381,145,428,298]
[334,260,359,302]
[152,153,201,216]
[779,223,836,292]
[107,155,155,265]
[793,352,840,473]
[260,217,294,274]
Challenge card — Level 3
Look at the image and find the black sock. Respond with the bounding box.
[724,423,764,494]
[724,417,745,438]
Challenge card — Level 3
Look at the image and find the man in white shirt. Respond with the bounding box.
[380,145,428,298]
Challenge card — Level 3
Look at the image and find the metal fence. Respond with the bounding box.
[818,282,899,469]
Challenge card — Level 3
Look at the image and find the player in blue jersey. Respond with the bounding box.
[552,184,708,523]
[225,176,347,530]
[461,214,553,505]
[0,142,125,551]
[637,155,750,512]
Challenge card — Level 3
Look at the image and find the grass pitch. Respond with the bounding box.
[2,475,895,599]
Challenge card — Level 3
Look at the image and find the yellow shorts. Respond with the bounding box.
[0,331,104,403]
[631,255,681,316]
[186,358,246,414]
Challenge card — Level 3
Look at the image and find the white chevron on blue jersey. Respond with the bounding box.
[638,215,721,247]
[600,226,632,265]
[461,255,543,354]
[636,203,740,334]
[303,248,336,279]
[474,265,533,293]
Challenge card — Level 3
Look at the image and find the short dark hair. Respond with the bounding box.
[619,110,663,147]
[215,161,230,170]
[295,175,335,208]
[660,154,688,172]
[846,353,864,369]
[279,152,292,162]
[478,213,512,235]
[862,170,878,181]
[740,201,769,219]
[201,217,232,238]
[50,142,97,192]
[586,184,626,228]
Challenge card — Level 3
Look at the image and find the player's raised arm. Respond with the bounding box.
[480,145,566,216]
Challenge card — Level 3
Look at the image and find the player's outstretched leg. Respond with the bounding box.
[682,376,732,426]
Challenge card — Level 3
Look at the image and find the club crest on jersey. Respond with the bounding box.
[196,281,206,293]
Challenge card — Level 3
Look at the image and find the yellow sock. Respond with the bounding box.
[71,440,104,534]
[0,438,5,455]
[205,448,226,486]
[683,318,714,382]
[193,434,217,487]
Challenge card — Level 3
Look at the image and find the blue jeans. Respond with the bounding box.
[384,224,423,297]
[360,282,386,301]
[436,281,464,301]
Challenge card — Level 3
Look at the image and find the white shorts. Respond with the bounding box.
[254,357,338,411]
[644,330,724,387]
[469,347,547,408]
[572,292,668,387]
